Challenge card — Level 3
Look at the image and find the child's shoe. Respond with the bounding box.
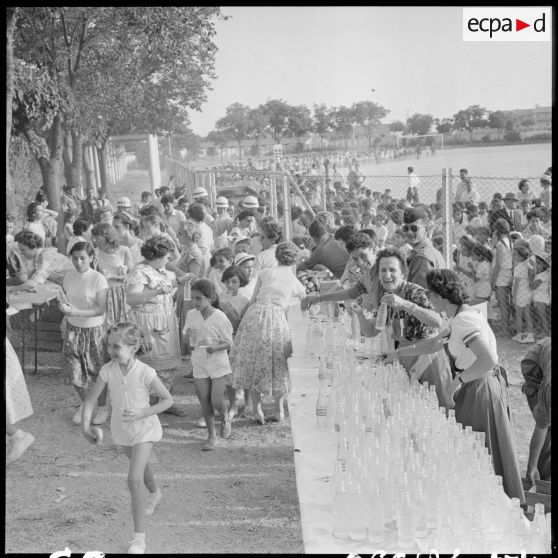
[145,489,162,516]
[511,333,524,342]
[201,436,219,451]
[128,534,146,554]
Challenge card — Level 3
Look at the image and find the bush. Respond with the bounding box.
[504,130,522,142]
[481,134,492,143]
[524,133,552,142]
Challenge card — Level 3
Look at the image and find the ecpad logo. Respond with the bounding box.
[463,8,551,42]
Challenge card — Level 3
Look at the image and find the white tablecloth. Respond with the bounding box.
[286,301,412,554]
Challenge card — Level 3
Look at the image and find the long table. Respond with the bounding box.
[7,282,60,374]
[285,299,495,554]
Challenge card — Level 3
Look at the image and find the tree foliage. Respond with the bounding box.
[216,102,251,157]
[262,99,291,144]
[352,100,389,149]
[330,106,355,149]
[406,113,434,135]
[452,105,488,138]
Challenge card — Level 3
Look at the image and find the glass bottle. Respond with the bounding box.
[375,302,388,330]
[316,379,327,428]
[367,484,386,544]
[332,475,350,539]
[395,490,415,549]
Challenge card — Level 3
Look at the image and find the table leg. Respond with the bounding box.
[20,310,27,374]
[33,305,39,375]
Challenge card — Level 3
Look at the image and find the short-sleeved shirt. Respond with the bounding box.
[255,266,306,310]
[447,308,498,371]
[407,239,448,289]
[301,234,349,279]
[521,339,551,428]
[184,308,233,378]
[125,264,176,311]
[97,246,134,282]
[254,245,278,277]
[25,247,74,286]
[163,209,186,237]
[63,268,108,328]
[99,359,162,445]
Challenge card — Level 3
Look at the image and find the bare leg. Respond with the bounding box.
[251,389,265,425]
[211,377,231,437]
[524,305,534,334]
[515,306,523,336]
[194,378,217,441]
[125,442,154,534]
[274,395,285,422]
[123,445,157,494]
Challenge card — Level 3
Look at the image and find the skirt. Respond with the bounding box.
[230,302,292,397]
[129,301,181,372]
[106,284,129,328]
[5,338,33,424]
[397,338,453,408]
[62,321,109,388]
[454,367,525,503]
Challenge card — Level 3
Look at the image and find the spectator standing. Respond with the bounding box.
[520,338,551,485]
[491,218,514,337]
[160,194,186,237]
[406,167,420,204]
[81,188,100,224]
[211,197,234,237]
[133,191,153,219]
[538,174,551,207]
[24,202,59,247]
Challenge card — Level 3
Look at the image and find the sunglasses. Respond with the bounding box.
[402,224,420,233]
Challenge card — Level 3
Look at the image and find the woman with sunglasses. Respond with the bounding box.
[379,269,524,503]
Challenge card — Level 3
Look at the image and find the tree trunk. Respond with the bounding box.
[6,7,18,214]
[97,143,109,194]
[256,137,260,157]
[237,139,242,160]
[82,143,95,191]
[27,115,65,250]
[367,126,372,152]
[70,128,84,193]
[62,127,73,189]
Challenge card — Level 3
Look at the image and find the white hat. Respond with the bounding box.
[232,236,250,247]
[216,196,229,208]
[116,196,131,208]
[192,186,208,199]
[243,195,259,208]
[539,174,552,183]
[233,252,255,267]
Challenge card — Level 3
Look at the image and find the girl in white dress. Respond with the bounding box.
[184,280,234,450]
[82,322,173,554]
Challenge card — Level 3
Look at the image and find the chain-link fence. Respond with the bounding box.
[164,155,551,344]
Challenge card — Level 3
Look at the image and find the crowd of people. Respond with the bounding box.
[5,163,551,553]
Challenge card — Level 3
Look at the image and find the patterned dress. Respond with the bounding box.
[125,263,181,391]
[230,267,306,397]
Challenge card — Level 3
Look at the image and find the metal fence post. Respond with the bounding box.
[283,172,292,242]
[442,168,453,269]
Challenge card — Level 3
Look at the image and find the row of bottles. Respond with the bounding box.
[303,304,552,553]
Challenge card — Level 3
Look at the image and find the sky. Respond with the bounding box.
[187,6,552,137]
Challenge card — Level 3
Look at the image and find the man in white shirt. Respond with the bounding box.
[161,194,186,237]
[407,167,420,205]
[454,168,474,203]
[133,191,152,219]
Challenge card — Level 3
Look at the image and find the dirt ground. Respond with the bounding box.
[5,335,305,554]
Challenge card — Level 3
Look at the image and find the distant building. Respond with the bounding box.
[502,105,551,128]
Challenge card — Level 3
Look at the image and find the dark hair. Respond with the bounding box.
[141,213,164,230]
[26,202,42,222]
[459,168,468,174]
[308,220,327,240]
[260,221,282,244]
[275,241,300,266]
[345,232,375,253]
[14,230,43,249]
[69,241,96,259]
[140,236,174,260]
[73,218,91,236]
[106,322,151,356]
[527,209,542,221]
[493,218,511,237]
[64,210,76,222]
[159,186,170,195]
[177,197,188,206]
[334,225,355,244]
[130,220,140,237]
[408,167,414,173]
[426,269,470,305]
[160,194,175,206]
[154,188,161,197]
[237,209,255,222]
[187,203,205,223]
[359,228,377,241]
[518,178,530,191]
[112,212,134,229]
[375,248,408,276]
[191,279,220,309]
[221,265,242,284]
[214,247,234,262]
[35,190,48,204]
[91,222,119,248]
[139,205,160,218]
